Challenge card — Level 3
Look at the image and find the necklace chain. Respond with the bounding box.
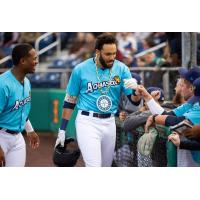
[95,59,112,95]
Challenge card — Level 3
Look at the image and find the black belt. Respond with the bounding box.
[0,127,17,134]
[81,111,112,119]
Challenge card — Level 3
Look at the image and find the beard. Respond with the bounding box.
[99,54,114,69]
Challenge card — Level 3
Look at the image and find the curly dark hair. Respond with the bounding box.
[95,33,117,50]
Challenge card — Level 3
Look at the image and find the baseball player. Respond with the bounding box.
[55,33,141,167]
[0,43,40,167]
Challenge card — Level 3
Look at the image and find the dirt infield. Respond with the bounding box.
[25,133,84,167]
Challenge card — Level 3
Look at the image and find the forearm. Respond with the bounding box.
[123,113,150,132]
[62,107,74,120]
[60,93,77,130]
[165,116,185,126]
[60,107,75,131]
[143,92,153,102]
[61,93,77,126]
[146,98,165,114]
[154,114,185,127]
[180,137,200,150]
[154,115,168,126]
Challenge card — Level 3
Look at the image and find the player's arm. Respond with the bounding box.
[179,137,200,150]
[123,77,142,105]
[168,132,200,149]
[25,119,34,133]
[136,85,166,114]
[136,85,177,115]
[121,65,142,105]
[145,114,186,133]
[56,64,81,147]
[25,119,40,149]
[60,94,77,128]
[55,94,77,147]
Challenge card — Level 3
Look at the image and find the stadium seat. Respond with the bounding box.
[48,59,67,68]
[28,72,61,88]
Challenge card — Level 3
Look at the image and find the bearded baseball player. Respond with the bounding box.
[55,33,141,167]
[0,43,40,167]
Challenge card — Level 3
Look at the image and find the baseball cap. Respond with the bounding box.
[131,72,142,84]
[187,77,200,104]
[179,67,200,84]
[147,87,165,101]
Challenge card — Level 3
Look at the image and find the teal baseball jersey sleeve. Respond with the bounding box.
[173,102,200,124]
[66,65,81,97]
[121,64,133,96]
[173,102,193,117]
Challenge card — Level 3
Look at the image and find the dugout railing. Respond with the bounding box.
[114,122,177,167]
[0,66,180,100]
[0,32,62,66]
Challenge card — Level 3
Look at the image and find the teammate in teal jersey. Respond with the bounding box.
[55,33,141,167]
[0,43,40,167]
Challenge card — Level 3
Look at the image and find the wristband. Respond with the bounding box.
[60,119,69,131]
[25,119,34,133]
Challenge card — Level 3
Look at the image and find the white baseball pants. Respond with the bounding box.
[75,111,116,167]
[0,130,26,167]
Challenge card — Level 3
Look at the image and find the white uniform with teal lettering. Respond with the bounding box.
[0,70,31,166]
[66,58,133,166]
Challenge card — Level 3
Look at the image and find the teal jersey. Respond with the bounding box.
[173,102,200,124]
[66,58,133,114]
[0,70,31,132]
[173,101,200,164]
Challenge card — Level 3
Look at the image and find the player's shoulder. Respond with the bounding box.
[0,70,12,83]
[114,59,129,69]
[0,69,11,78]
[113,60,130,73]
[72,58,94,73]
[0,70,13,90]
[75,58,94,69]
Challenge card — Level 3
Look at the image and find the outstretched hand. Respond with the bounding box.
[27,131,40,149]
[137,85,151,100]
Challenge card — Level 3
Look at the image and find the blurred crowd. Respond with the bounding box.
[0,32,184,68]
[0,32,190,98]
